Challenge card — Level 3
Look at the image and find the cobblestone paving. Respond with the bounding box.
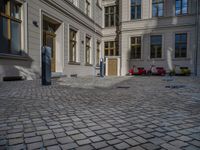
[0,76,200,150]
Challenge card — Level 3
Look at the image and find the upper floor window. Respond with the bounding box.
[176,0,188,15]
[130,37,141,59]
[69,29,77,63]
[104,41,118,56]
[150,35,162,59]
[175,33,187,58]
[152,0,164,17]
[131,0,141,20]
[85,36,91,65]
[85,0,91,16]
[105,6,116,27]
[0,0,22,55]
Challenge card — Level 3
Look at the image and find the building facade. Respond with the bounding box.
[0,0,103,80]
[0,0,200,80]
[103,0,200,76]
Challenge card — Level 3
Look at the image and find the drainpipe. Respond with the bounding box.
[195,0,199,76]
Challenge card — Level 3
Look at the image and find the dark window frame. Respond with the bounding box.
[152,0,164,17]
[0,0,22,55]
[104,41,118,56]
[150,35,162,59]
[175,0,188,16]
[104,6,116,27]
[130,37,141,59]
[69,29,77,63]
[130,0,142,20]
[175,33,187,58]
[85,36,91,65]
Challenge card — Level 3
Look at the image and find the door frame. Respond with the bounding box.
[43,31,56,72]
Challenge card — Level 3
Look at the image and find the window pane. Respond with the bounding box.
[176,0,181,15]
[137,5,141,19]
[158,3,163,16]
[0,17,9,53]
[182,0,188,14]
[152,4,157,17]
[131,6,135,19]
[11,1,21,19]
[105,15,109,27]
[11,20,21,54]
[110,14,114,26]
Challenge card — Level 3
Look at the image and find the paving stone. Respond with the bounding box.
[101,134,115,140]
[76,139,91,145]
[133,136,147,144]
[27,142,43,150]
[57,137,73,144]
[47,145,61,150]
[189,140,200,147]
[61,142,78,150]
[161,143,181,150]
[141,142,160,150]
[44,139,57,147]
[71,134,86,140]
[107,139,122,145]
[25,136,42,144]
[128,146,145,150]
[114,142,130,150]
[42,134,55,140]
[92,141,109,149]
[149,137,165,145]
[75,145,94,150]
[9,138,24,145]
[125,138,139,146]
[169,140,189,148]
[8,144,26,150]
[90,136,103,142]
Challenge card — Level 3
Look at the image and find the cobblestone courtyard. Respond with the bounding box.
[0,76,200,150]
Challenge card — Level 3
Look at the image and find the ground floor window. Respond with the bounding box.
[104,41,118,56]
[150,35,162,58]
[0,0,22,55]
[69,29,77,62]
[175,33,187,58]
[130,37,141,59]
[96,41,100,66]
[85,36,91,65]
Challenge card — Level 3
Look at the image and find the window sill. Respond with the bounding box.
[147,58,165,61]
[172,58,191,61]
[0,53,29,61]
[68,62,81,65]
[129,58,143,61]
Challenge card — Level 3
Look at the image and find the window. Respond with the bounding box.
[176,0,188,15]
[130,37,141,59]
[104,41,118,56]
[150,35,162,58]
[131,0,141,20]
[175,33,187,58]
[96,41,100,66]
[104,6,116,27]
[0,0,22,55]
[69,29,77,62]
[85,0,91,16]
[85,36,91,64]
[152,0,164,17]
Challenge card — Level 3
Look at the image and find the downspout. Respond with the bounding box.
[195,0,199,76]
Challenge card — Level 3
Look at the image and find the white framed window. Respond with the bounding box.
[85,36,91,65]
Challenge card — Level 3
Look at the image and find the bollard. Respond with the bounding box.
[42,46,51,85]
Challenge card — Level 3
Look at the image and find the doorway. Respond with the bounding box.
[43,16,60,72]
[108,58,118,76]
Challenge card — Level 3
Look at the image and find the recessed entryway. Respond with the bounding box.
[42,15,63,73]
